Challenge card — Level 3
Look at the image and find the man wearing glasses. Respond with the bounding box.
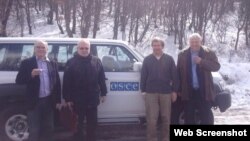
[16,40,61,141]
[63,39,107,141]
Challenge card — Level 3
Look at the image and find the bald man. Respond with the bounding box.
[16,40,61,141]
[63,39,107,141]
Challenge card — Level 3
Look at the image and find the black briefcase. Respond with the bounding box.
[215,91,231,112]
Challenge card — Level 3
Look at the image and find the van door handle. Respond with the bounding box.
[105,78,108,80]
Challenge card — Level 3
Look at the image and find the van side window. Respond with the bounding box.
[48,44,77,71]
[68,45,77,59]
[0,44,34,71]
[97,46,113,60]
[57,46,68,64]
[0,45,8,70]
[0,47,6,64]
[95,45,138,72]
[21,45,34,60]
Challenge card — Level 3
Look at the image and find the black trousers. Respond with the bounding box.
[74,104,98,141]
[27,96,54,141]
[184,88,214,125]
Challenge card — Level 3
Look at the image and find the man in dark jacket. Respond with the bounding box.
[63,39,107,141]
[16,40,61,141]
[177,33,220,124]
[141,37,178,141]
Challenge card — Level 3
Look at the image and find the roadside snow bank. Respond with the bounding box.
[214,61,250,124]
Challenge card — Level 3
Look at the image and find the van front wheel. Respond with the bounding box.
[0,105,29,141]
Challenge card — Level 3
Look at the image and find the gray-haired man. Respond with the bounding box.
[16,40,61,141]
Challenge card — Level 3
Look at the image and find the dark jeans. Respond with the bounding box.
[171,96,184,125]
[184,88,214,125]
[26,96,54,141]
[74,104,98,141]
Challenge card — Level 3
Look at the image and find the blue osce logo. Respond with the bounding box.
[110,82,140,91]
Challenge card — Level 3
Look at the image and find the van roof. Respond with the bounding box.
[0,37,129,45]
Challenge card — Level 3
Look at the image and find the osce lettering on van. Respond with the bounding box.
[110,82,140,91]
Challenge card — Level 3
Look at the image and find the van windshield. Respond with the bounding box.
[134,48,145,58]
[128,45,144,61]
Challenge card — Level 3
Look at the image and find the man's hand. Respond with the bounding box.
[56,103,62,110]
[31,69,42,78]
[100,96,106,103]
[66,102,74,107]
[194,56,202,64]
[142,92,146,100]
[61,101,67,107]
[171,92,177,102]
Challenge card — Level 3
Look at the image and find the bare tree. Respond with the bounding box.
[16,0,25,36]
[55,1,64,34]
[80,0,94,37]
[47,0,54,25]
[34,0,42,14]
[108,0,113,15]
[235,1,248,50]
[243,0,250,46]
[71,0,76,34]
[24,0,32,34]
[0,0,249,52]
[93,0,101,38]
[64,0,73,37]
[0,0,13,37]
[113,0,121,39]
[120,0,130,41]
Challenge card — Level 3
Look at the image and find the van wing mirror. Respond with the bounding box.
[133,62,143,72]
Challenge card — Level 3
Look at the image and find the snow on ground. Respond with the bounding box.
[5,11,250,124]
[214,61,250,124]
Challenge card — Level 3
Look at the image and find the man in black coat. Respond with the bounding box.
[63,38,107,141]
[16,40,61,141]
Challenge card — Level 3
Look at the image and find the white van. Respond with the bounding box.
[0,38,146,141]
[0,38,229,141]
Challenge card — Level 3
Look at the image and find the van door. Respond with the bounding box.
[93,44,145,121]
[0,43,34,84]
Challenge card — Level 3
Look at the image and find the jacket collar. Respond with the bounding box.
[35,56,50,62]
[75,53,92,60]
[184,46,206,56]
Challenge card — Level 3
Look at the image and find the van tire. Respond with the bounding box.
[0,105,29,141]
